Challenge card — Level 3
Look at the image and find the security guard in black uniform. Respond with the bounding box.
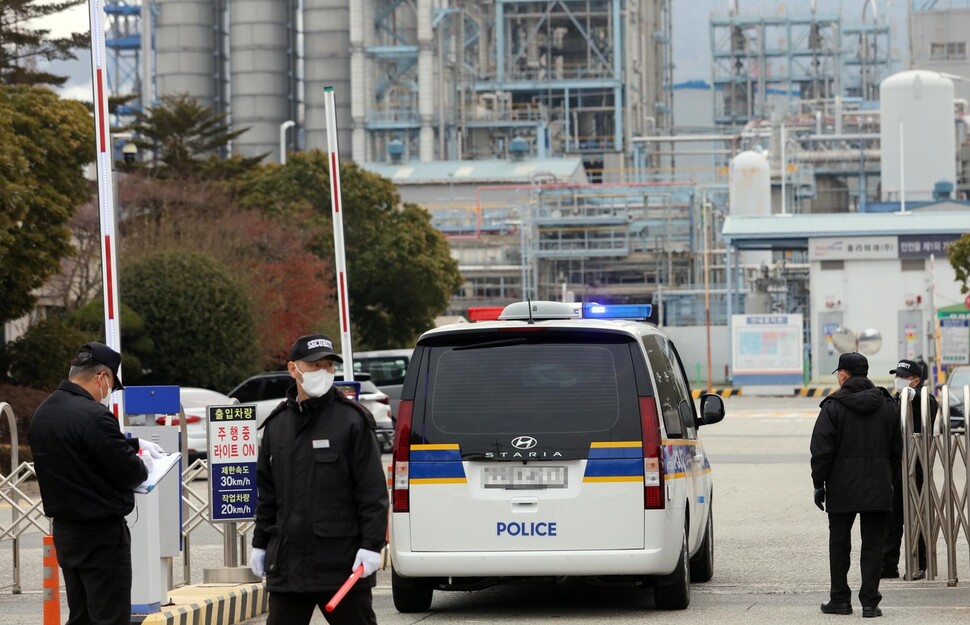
[28,342,163,625]
[250,334,388,625]
[882,358,938,580]
[811,352,901,619]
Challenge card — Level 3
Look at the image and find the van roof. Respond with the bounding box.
[419,317,661,341]
[353,348,413,358]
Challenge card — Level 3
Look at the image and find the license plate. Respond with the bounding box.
[482,466,567,489]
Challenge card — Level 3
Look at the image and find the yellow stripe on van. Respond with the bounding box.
[661,440,698,446]
[411,444,460,450]
[582,475,644,483]
[666,472,689,479]
[589,441,642,448]
[410,477,467,485]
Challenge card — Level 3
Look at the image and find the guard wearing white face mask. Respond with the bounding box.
[28,342,163,625]
[882,359,938,580]
[251,334,388,625]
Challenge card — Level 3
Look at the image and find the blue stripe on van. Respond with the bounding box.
[410,462,466,480]
[588,446,642,459]
[583,458,643,478]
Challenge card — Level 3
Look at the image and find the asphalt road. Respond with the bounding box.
[241,395,970,624]
[2,396,968,624]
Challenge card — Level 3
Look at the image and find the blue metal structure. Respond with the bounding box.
[104,1,148,118]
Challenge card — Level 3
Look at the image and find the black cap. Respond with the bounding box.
[890,359,920,377]
[289,334,343,363]
[76,342,124,390]
[832,352,868,376]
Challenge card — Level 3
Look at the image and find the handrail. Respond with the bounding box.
[0,402,22,594]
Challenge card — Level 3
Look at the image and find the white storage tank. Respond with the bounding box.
[880,70,956,202]
[728,150,771,216]
[729,150,772,282]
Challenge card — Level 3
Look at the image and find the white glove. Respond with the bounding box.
[353,548,382,578]
[138,452,154,474]
[249,548,266,577]
[139,440,166,459]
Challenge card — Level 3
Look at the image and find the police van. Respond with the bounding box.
[389,300,725,612]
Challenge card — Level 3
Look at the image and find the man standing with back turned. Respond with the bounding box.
[28,342,164,625]
[811,352,901,618]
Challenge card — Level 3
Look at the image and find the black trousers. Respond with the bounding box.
[883,466,926,573]
[266,588,377,625]
[52,519,132,625]
[828,511,887,608]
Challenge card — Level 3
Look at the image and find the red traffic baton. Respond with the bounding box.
[325,565,364,613]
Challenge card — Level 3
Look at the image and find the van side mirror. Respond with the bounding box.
[697,393,725,426]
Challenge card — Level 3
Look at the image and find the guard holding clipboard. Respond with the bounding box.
[28,342,165,625]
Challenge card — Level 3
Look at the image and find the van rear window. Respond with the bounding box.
[427,343,629,435]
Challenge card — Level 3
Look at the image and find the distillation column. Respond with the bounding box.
[229,0,290,159]
[155,0,217,110]
[418,0,434,161]
[350,0,367,160]
[305,0,353,157]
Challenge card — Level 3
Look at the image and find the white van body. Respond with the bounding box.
[389,302,724,612]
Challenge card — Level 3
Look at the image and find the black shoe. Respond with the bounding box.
[820,601,853,615]
[880,568,899,579]
[912,569,926,580]
[862,606,883,618]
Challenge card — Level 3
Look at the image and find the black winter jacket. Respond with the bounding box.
[252,385,389,592]
[810,376,902,514]
[28,381,147,523]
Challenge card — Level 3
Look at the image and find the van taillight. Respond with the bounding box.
[639,397,665,509]
[392,399,412,512]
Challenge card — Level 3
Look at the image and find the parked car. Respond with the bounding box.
[228,371,394,452]
[152,387,238,464]
[350,349,413,421]
[944,365,970,432]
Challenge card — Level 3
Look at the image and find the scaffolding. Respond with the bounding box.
[365,1,673,171]
[710,8,892,126]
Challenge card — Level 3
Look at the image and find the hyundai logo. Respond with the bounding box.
[511,436,537,450]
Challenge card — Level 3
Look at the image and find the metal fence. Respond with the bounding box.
[0,401,251,593]
[900,386,969,585]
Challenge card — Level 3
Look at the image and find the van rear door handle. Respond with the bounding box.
[511,497,539,513]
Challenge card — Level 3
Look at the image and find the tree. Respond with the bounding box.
[127,94,260,177]
[120,251,261,391]
[231,152,463,348]
[69,300,153,387]
[0,86,94,324]
[947,233,970,295]
[4,318,91,389]
[0,1,88,87]
[118,175,337,367]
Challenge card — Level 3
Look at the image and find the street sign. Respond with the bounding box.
[207,404,258,522]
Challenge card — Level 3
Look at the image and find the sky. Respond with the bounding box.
[38,0,915,103]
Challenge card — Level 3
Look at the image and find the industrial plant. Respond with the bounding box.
[94,1,970,384]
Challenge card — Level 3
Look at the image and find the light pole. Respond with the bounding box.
[280,120,296,164]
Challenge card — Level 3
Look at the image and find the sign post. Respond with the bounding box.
[87,1,124,419]
[205,404,259,583]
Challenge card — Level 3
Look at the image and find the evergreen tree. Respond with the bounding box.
[0,0,88,87]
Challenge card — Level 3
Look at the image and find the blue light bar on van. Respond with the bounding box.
[581,303,653,320]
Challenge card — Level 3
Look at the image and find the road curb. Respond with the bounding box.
[691,388,741,398]
[795,387,837,397]
[130,582,266,625]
